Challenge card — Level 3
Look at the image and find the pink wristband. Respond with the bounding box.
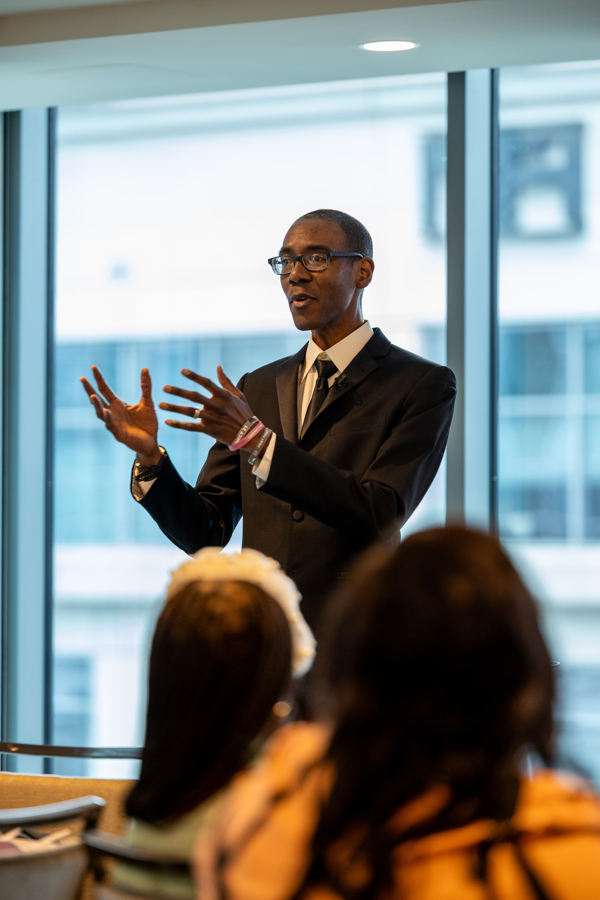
[229,421,265,452]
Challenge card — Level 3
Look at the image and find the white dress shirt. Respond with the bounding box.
[253,319,374,484]
[134,320,374,497]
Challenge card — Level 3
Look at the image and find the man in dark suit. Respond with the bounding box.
[82,209,455,631]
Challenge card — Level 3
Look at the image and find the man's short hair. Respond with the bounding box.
[298,209,373,258]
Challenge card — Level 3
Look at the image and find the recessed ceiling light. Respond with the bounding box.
[362,41,418,52]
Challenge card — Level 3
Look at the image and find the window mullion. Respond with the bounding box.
[446,69,499,531]
[2,108,55,772]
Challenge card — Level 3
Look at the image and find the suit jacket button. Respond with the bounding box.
[292,509,304,522]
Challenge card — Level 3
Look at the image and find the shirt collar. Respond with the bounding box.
[301,321,374,383]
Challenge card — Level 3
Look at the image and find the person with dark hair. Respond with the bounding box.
[114,547,315,899]
[81,209,455,633]
[195,527,600,900]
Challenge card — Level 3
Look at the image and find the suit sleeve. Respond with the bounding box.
[260,366,456,542]
[137,445,243,555]
[135,377,247,555]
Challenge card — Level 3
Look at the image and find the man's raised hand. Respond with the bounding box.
[159,365,257,449]
[80,366,161,465]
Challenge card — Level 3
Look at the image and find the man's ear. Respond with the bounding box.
[356,257,375,290]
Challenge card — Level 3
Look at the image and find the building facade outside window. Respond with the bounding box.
[498,60,600,781]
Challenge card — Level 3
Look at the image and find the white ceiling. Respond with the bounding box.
[0,0,599,111]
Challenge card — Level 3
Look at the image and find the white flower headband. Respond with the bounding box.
[166,547,316,678]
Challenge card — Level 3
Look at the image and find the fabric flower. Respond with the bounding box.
[167,548,316,678]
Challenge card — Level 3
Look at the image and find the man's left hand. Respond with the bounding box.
[159,366,256,449]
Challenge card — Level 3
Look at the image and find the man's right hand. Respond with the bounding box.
[80,366,161,466]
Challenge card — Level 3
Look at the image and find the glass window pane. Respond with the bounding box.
[498,416,568,539]
[498,60,600,782]
[54,75,447,774]
[499,416,568,480]
[585,416,600,540]
[499,328,566,395]
[585,326,600,393]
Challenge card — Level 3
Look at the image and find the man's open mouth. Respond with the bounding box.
[290,294,315,307]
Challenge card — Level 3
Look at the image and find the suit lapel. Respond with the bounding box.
[302,329,391,434]
[275,345,306,445]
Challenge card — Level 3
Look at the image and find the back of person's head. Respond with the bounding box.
[127,549,315,825]
[309,526,554,896]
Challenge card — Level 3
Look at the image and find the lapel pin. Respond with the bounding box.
[335,375,348,390]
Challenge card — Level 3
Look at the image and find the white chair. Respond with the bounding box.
[0,762,136,899]
[0,795,105,900]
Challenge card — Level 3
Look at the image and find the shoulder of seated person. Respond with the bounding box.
[260,721,330,770]
[209,724,331,850]
[513,768,600,831]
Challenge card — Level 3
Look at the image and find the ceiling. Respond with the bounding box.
[0,0,599,111]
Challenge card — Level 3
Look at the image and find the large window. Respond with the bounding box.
[54,74,447,774]
[498,60,600,780]
[5,61,597,781]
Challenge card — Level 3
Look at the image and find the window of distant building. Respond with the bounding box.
[498,322,600,541]
[424,124,583,241]
[52,656,91,776]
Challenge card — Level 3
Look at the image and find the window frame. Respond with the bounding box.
[1,109,56,772]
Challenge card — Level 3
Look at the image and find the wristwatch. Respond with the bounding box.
[134,446,167,482]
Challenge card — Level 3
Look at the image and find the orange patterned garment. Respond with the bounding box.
[194,722,600,900]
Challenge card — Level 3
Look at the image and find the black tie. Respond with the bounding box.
[302,355,338,436]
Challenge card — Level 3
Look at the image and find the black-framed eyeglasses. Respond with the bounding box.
[267,251,363,276]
